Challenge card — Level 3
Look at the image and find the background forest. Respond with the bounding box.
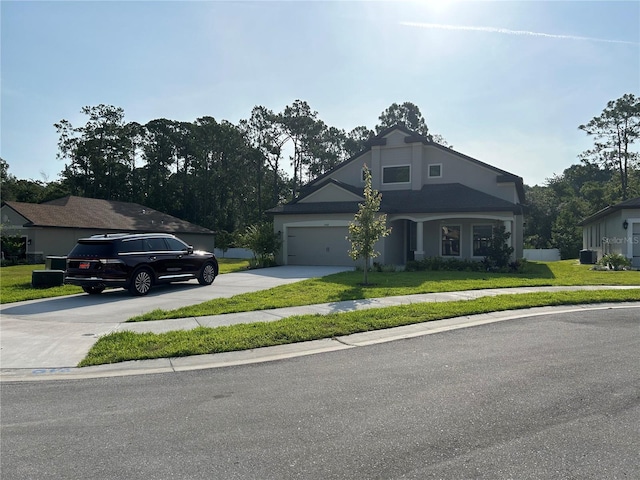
[2,95,639,259]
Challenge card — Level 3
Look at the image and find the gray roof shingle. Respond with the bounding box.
[269,184,523,215]
[2,196,214,234]
[579,196,640,225]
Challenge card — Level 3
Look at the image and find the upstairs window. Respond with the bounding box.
[428,164,442,178]
[382,165,410,184]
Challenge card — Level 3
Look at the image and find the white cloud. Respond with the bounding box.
[400,22,640,46]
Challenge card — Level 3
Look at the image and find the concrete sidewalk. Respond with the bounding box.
[2,283,639,382]
[118,285,640,334]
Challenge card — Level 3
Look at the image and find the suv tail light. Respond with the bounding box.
[99,259,125,265]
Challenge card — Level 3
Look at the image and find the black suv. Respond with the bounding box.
[65,233,219,296]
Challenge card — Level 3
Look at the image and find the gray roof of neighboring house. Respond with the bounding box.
[1,196,214,234]
[268,183,524,215]
[579,196,640,225]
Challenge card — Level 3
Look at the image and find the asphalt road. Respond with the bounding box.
[2,308,638,479]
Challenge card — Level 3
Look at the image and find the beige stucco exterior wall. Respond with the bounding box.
[298,185,362,203]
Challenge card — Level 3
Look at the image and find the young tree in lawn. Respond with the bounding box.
[347,165,391,285]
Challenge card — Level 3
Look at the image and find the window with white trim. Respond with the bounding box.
[428,164,442,178]
[441,225,460,256]
[382,165,410,184]
[473,225,493,256]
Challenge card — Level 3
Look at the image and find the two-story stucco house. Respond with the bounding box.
[269,124,526,266]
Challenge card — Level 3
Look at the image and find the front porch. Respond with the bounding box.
[382,214,521,265]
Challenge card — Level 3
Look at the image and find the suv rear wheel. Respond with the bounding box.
[129,268,153,296]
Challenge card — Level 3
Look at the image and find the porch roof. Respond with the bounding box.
[268,183,524,215]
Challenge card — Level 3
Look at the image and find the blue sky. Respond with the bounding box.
[1,1,638,187]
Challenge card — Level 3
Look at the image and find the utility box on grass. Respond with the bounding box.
[45,256,67,270]
[32,270,65,288]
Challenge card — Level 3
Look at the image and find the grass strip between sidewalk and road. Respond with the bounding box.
[79,289,640,367]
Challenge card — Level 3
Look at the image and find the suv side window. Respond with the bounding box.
[69,241,114,257]
[165,237,189,252]
[145,238,168,252]
[118,239,145,253]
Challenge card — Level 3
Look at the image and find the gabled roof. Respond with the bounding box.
[1,196,214,234]
[294,178,364,203]
[579,197,640,225]
[268,183,524,215]
[308,123,526,203]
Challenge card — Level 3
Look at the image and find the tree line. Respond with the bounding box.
[1,94,638,259]
[1,101,442,234]
[525,93,639,258]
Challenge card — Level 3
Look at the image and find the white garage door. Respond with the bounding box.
[287,227,353,266]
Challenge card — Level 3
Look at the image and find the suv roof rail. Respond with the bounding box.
[88,232,175,239]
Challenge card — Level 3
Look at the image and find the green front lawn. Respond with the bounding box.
[0,258,251,304]
[129,260,640,321]
[80,289,640,366]
[0,264,83,303]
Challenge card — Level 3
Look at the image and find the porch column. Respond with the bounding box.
[415,221,425,260]
[503,220,514,259]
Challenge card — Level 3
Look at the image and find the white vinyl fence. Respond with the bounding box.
[214,247,254,259]
[523,249,561,262]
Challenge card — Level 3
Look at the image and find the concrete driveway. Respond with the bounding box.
[0,266,352,369]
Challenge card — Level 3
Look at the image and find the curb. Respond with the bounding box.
[2,301,639,383]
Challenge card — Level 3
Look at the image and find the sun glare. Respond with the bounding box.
[421,0,454,13]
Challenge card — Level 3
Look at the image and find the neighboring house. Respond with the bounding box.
[1,195,215,262]
[579,197,640,268]
[268,124,526,266]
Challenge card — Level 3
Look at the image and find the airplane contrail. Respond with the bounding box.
[400,21,639,46]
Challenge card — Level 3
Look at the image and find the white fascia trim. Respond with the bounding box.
[388,213,513,223]
[283,220,352,228]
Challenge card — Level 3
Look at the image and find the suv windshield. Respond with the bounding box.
[68,241,115,257]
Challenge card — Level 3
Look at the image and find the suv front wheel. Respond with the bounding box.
[129,268,153,296]
[198,262,217,285]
